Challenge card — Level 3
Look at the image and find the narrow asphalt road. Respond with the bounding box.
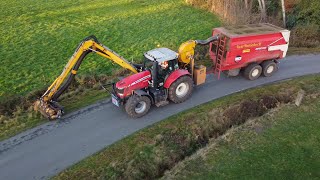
[0,54,319,180]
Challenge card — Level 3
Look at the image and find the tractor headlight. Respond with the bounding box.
[115,87,124,96]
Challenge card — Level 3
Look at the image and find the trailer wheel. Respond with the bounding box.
[169,75,193,103]
[125,95,151,118]
[261,61,278,77]
[243,63,262,80]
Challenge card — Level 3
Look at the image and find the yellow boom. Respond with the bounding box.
[35,35,139,119]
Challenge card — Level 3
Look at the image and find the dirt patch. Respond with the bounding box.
[226,92,294,123]
[224,100,265,126]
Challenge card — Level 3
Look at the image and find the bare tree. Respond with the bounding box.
[257,0,267,22]
[280,0,286,27]
[244,0,249,9]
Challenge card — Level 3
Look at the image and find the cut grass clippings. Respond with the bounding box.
[55,74,320,179]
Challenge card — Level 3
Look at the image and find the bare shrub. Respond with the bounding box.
[187,0,258,25]
[290,24,320,47]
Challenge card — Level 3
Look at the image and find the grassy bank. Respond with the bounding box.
[287,47,320,55]
[55,74,320,179]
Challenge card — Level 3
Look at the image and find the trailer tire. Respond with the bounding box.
[261,61,278,77]
[168,75,193,103]
[243,63,262,80]
[125,95,151,118]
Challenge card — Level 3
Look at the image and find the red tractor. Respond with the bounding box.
[112,47,197,117]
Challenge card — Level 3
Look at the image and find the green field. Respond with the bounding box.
[0,0,219,97]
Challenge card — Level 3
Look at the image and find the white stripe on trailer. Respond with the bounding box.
[268,30,290,58]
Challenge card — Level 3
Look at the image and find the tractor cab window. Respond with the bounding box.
[143,56,155,70]
[158,61,169,77]
[159,61,168,69]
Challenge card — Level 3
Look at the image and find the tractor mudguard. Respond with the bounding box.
[164,69,190,89]
[134,89,154,104]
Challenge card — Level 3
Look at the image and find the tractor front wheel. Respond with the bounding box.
[125,95,151,118]
[168,75,193,103]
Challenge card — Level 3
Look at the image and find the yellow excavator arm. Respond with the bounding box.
[35,35,139,119]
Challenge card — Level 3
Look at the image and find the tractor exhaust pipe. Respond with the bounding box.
[151,61,158,88]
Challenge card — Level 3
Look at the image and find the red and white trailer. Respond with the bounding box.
[209,23,290,80]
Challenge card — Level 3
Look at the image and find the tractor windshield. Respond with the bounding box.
[143,56,155,70]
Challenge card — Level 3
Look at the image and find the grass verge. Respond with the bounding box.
[54,74,320,179]
[287,47,320,55]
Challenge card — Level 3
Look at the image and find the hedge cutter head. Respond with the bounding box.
[34,99,63,120]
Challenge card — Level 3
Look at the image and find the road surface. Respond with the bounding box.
[0,54,319,180]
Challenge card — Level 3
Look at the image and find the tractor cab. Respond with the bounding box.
[144,48,179,70]
[143,48,180,87]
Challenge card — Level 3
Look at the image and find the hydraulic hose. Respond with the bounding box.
[52,50,91,101]
[195,35,219,45]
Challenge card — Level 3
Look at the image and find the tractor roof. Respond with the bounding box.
[144,48,178,62]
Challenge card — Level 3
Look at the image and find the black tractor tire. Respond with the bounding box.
[125,95,151,118]
[168,75,193,103]
[261,60,278,77]
[243,63,262,80]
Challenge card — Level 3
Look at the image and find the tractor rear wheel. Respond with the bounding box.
[261,60,278,77]
[125,95,151,118]
[168,75,193,103]
[243,63,262,80]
